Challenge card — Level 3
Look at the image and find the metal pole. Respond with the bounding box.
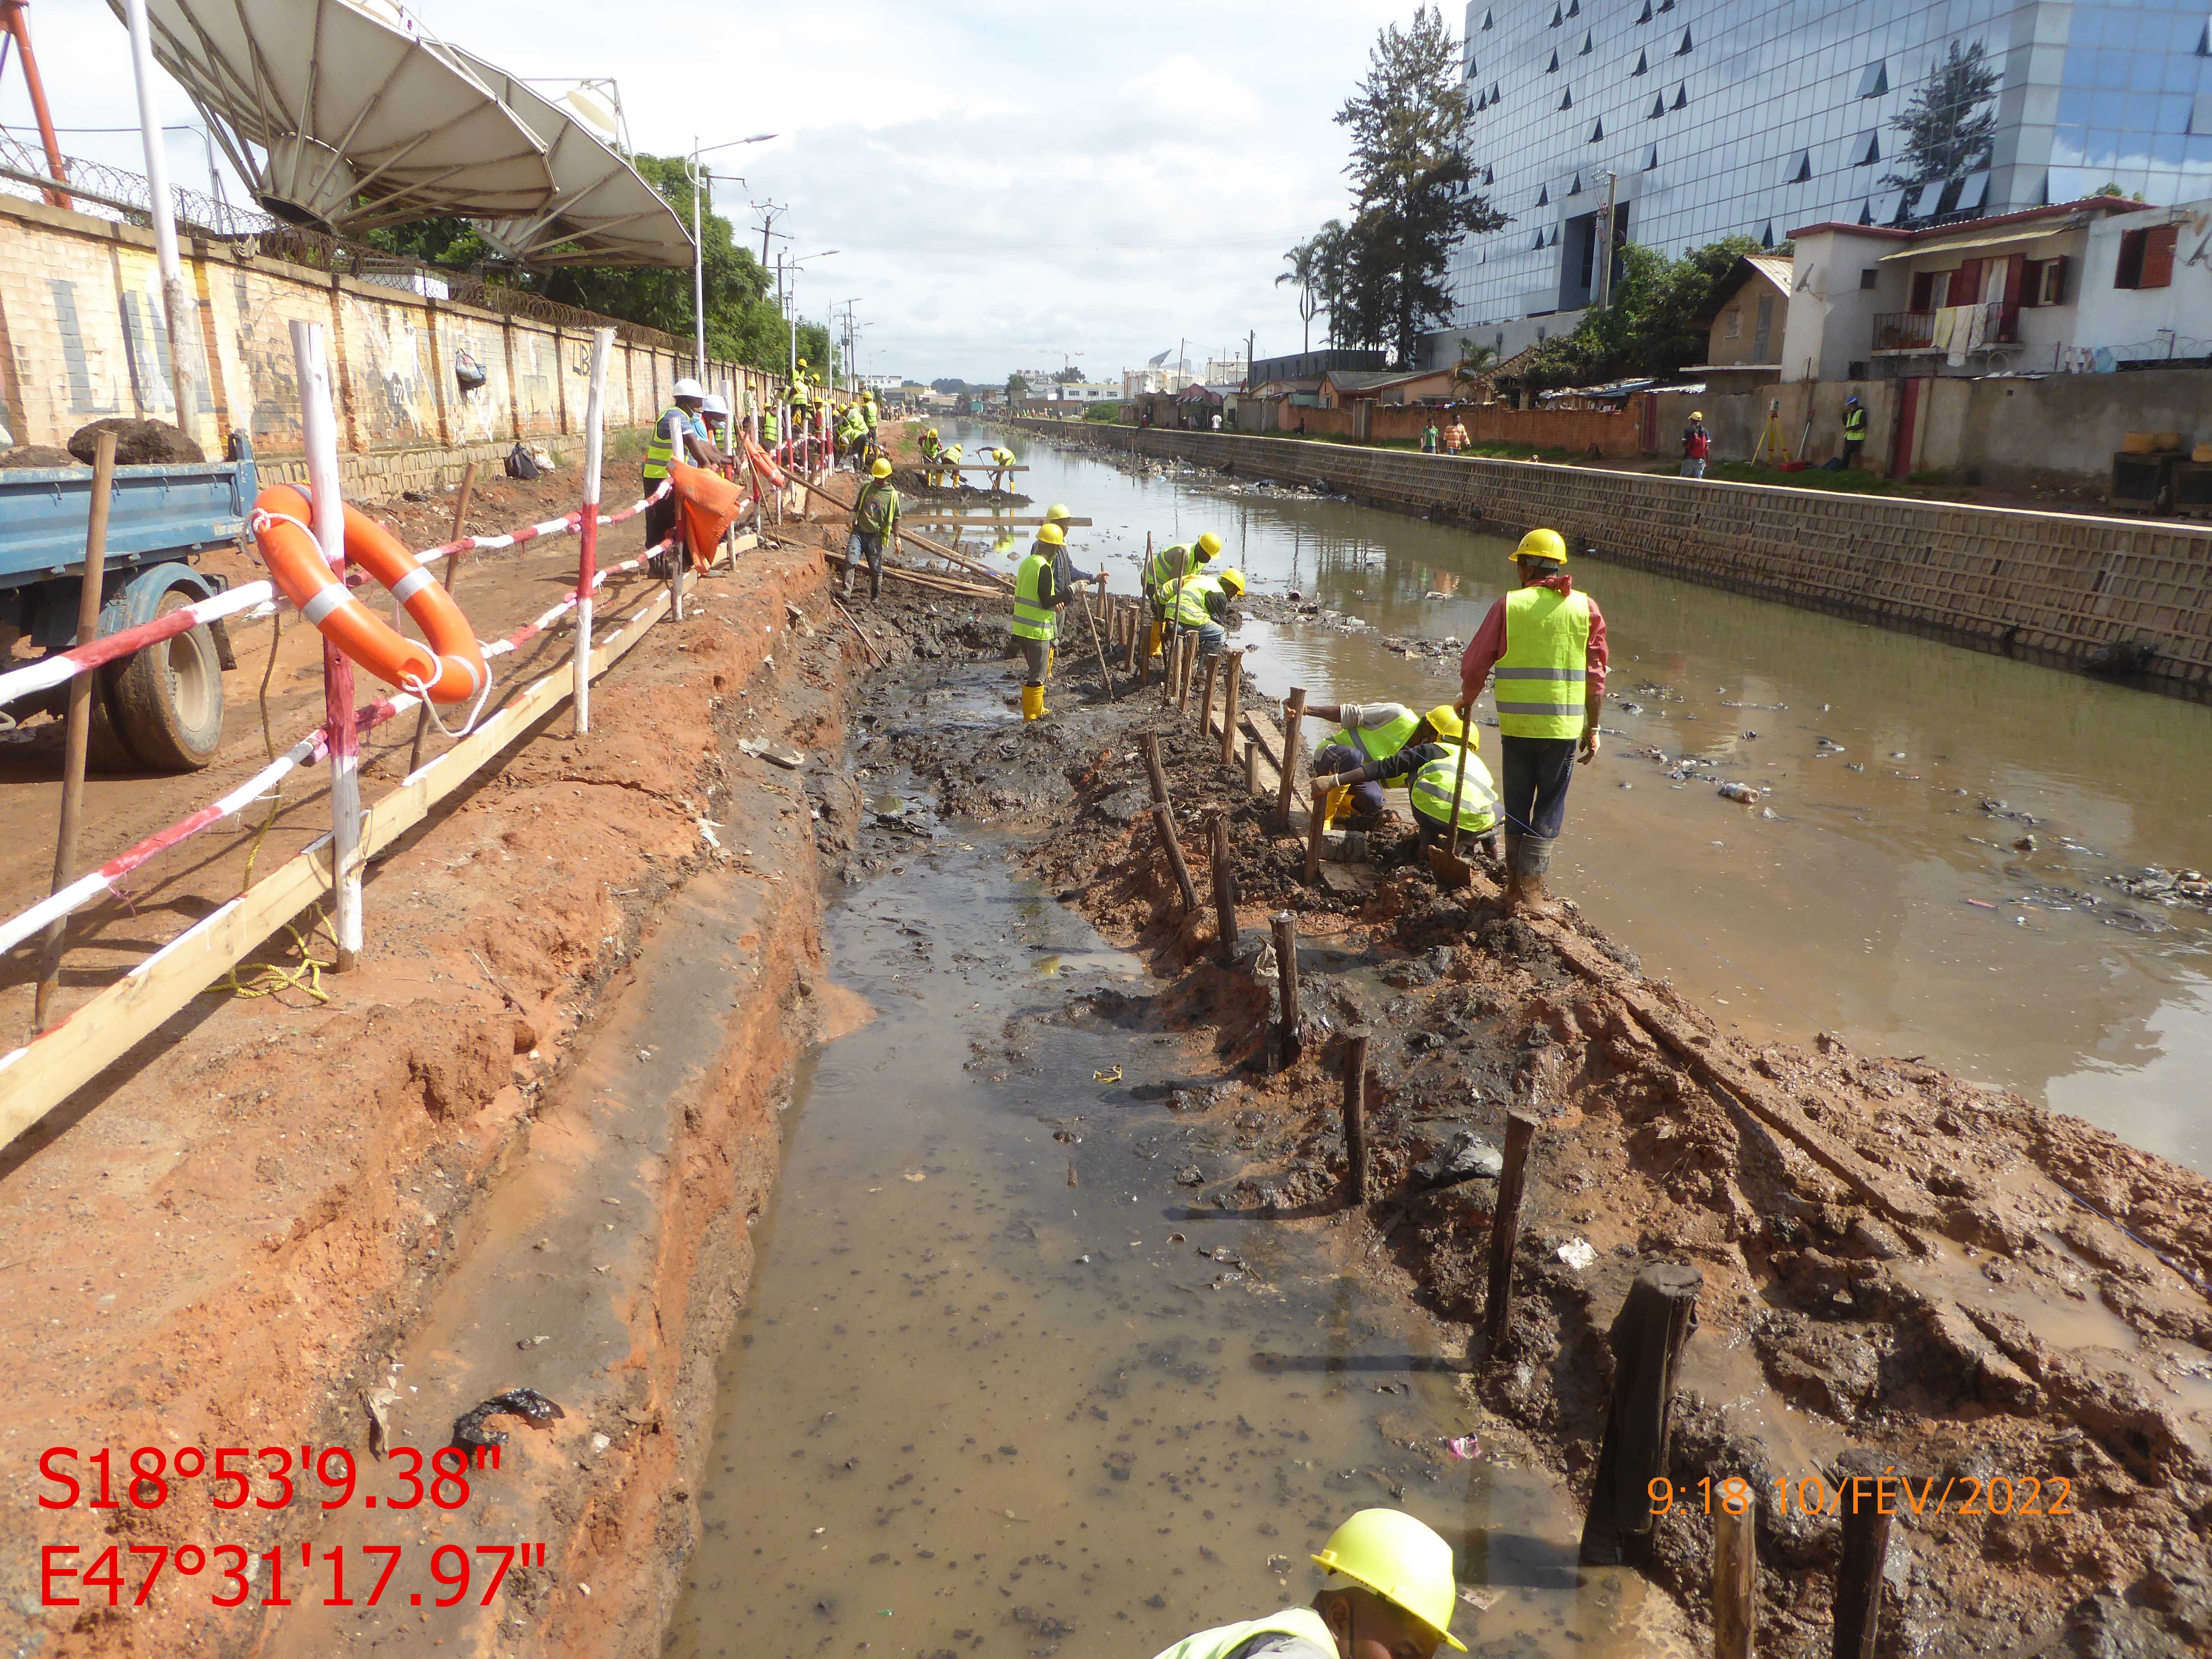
[291,319,360,971]
[576,327,612,733]
[1,2,70,207]
[690,140,707,383]
[33,431,116,1032]
[123,0,196,441]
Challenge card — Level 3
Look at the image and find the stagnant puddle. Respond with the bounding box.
[663,805,1678,1658]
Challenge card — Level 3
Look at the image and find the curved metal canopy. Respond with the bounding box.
[114,0,556,234]
[436,47,693,270]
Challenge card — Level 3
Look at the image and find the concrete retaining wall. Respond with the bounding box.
[0,197,788,499]
[1018,418,2212,698]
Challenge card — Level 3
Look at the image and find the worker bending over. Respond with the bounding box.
[1171,564,1244,659]
[988,445,1016,492]
[918,426,942,475]
[641,376,730,573]
[846,457,899,601]
[1144,531,1222,659]
[837,402,867,470]
[1303,699,1439,830]
[939,444,964,489]
[1312,706,1500,862]
[1149,1509,1464,1659]
[1459,528,1606,915]
[1011,531,1062,721]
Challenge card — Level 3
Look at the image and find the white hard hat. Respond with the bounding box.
[702,392,731,416]
[672,376,706,400]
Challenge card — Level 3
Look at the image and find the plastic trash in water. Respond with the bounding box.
[1717,782,1760,803]
[451,1387,566,1452]
[1093,1066,1123,1083]
[1556,1238,1597,1271]
[1444,1434,1481,1460]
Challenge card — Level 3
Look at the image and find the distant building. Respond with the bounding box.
[1436,0,2212,365]
[1122,366,1197,398]
[1249,349,1389,386]
[1684,253,1794,391]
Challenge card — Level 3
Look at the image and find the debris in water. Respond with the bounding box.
[1444,1435,1481,1460]
[902,1171,926,1182]
[450,1387,566,1452]
[1556,1239,1597,1271]
[365,1389,400,1460]
[1717,783,1760,803]
[1460,1587,1502,1612]
[1093,1066,1123,1083]
[1964,899,1996,909]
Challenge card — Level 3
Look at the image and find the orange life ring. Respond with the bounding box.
[251,484,486,705]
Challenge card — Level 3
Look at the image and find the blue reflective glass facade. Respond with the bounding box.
[1446,0,2212,339]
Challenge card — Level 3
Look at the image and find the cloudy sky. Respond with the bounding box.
[14,0,1431,383]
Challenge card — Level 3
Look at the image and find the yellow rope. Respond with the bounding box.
[215,913,336,1004]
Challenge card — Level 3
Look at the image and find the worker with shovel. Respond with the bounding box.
[1458,528,1606,916]
[1311,706,1500,864]
[1148,1508,1465,1659]
[845,457,899,601]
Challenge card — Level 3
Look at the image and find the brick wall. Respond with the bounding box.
[1018,419,2212,698]
[0,198,789,499]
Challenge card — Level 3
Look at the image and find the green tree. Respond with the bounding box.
[1514,236,1757,391]
[1882,41,1999,192]
[1330,6,1507,366]
[1276,236,1324,353]
[1007,373,1030,402]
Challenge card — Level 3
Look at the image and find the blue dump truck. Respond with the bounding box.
[0,431,257,771]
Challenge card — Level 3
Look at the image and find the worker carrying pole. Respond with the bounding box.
[1148,1509,1465,1659]
[1011,526,1062,721]
[1458,527,1607,916]
[641,375,731,573]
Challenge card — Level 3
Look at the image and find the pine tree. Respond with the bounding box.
[1881,41,1999,190]
[1329,6,1507,366]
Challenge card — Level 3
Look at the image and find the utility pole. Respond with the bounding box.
[752,199,786,267]
[1594,171,1619,311]
[1246,328,1256,389]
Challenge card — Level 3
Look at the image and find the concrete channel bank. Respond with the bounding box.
[1015,418,2212,700]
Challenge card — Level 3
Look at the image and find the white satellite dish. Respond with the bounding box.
[113,0,555,234]
[435,51,693,270]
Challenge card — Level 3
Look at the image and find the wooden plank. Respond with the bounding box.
[0,562,697,1148]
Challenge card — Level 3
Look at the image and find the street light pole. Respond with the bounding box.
[685,132,776,383]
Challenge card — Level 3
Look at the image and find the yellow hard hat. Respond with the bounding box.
[1195,531,1223,558]
[796,357,809,369]
[947,445,962,458]
[1513,527,1568,564]
[928,427,939,437]
[1044,503,1073,522]
[1037,522,1066,546]
[1312,1510,1464,1651]
[1424,704,1466,742]
[870,457,893,478]
[1216,567,1246,595]
[1690,411,1704,420]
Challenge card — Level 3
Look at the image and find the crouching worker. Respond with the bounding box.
[1172,565,1245,659]
[1148,1508,1465,1659]
[1312,704,1501,863]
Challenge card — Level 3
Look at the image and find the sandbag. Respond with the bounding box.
[668,461,742,572]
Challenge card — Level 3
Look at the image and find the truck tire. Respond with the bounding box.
[108,588,225,771]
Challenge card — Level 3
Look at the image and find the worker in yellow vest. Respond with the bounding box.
[1311,706,1501,863]
[1302,700,1445,831]
[1147,1509,1464,1659]
[987,445,1016,492]
[641,376,729,569]
[1011,532,1062,721]
[1171,564,1243,658]
[1459,527,1607,915]
[1145,531,1222,659]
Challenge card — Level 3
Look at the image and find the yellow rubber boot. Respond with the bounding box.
[1021,683,1045,722]
[1323,785,1353,828]
[1147,620,1164,659]
[1045,645,1055,682]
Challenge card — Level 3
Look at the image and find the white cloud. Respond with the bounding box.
[17,0,1422,380]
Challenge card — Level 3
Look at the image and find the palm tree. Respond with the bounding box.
[1276,237,1323,353]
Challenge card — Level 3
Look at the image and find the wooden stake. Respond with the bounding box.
[1304,785,1329,885]
[1210,811,1237,966]
[1196,653,1219,736]
[1271,911,1301,1069]
[1713,1492,1757,1659]
[1243,737,1261,795]
[1150,803,1198,915]
[1482,1112,1539,1359]
[1141,730,1170,806]
[1220,651,1242,765]
[1276,688,1307,828]
[1342,1028,1369,1204]
[1831,1449,1892,1659]
[409,459,479,772]
[1578,1261,1705,1568]
[33,431,117,1031]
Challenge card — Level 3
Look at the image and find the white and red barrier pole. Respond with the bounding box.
[291,319,361,972]
[576,327,612,735]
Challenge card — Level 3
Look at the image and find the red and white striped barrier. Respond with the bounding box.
[0,581,277,711]
[411,479,669,570]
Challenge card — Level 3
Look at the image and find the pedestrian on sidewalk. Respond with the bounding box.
[1680,410,1711,478]
[845,457,899,602]
[1443,417,1468,455]
[1311,706,1501,862]
[1458,528,1606,915]
[1841,394,1867,467]
[1420,419,1439,454]
[1147,1509,1465,1659]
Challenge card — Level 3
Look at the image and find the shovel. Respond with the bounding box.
[1425,700,1476,890]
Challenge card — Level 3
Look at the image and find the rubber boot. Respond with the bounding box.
[1045,645,1054,683]
[1500,831,1523,908]
[1021,683,1045,722]
[1514,835,1562,920]
[1147,620,1164,660]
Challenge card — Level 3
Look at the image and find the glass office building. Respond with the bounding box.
[1443,0,2212,353]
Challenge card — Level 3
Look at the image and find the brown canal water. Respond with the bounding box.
[947,423,2212,1174]
[663,732,1686,1659]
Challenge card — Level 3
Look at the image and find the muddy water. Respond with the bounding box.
[664,742,1679,1658]
[956,423,2212,1173]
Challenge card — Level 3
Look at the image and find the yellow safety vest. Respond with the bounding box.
[1409,746,1500,834]
[642,406,690,480]
[1149,1607,1336,1659]
[1148,544,1194,594]
[1173,572,1221,628]
[1329,709,1418,762]
[1495,586,1592,740]
[1012,551,1055,642]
